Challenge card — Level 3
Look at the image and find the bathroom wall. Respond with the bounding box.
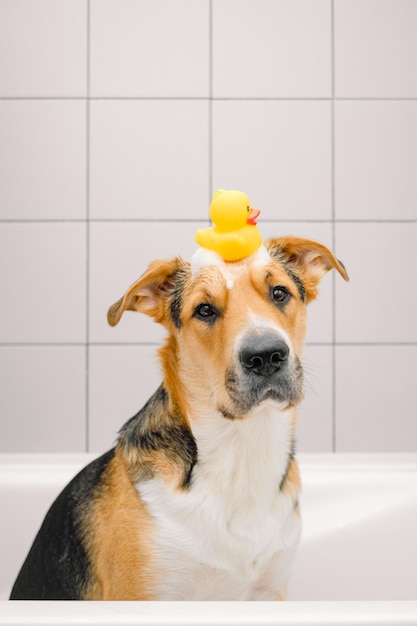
[0,0,416,453]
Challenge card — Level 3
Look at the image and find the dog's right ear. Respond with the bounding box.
[107,258,189,327]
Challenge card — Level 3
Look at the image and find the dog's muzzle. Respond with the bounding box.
[224,331,304,417]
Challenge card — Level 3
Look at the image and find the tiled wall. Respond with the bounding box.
[1,0,416,453]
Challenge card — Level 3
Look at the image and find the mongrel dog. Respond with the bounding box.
[10,236,348,601]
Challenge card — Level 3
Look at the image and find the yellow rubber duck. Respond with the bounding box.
[195,189,262,261]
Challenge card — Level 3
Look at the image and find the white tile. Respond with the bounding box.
[89,100,209,220]
[0,223,86,343]
[213,0,331,97]
[89,221,205,344]
[212,101,332,221]
[90,0,209,97]
[0,346,86,452]
[335,0,417,97]
[0,101,86,220]
[89,345,163,452]
[0,0,86,97]
[335,101,417,221]
[298,345,333,452]
[335,223,417,344]
[261,222,335,344]
[335,346,417,452]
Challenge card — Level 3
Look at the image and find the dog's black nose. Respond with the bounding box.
[240,334,289,378]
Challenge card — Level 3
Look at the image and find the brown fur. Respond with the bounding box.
[10,236,348,602]
[100,236,348,598]
[266,236,349,303]
[83,450,157,600]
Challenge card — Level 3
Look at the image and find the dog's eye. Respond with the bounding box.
[272,286,290,305]
[194,303,218,322]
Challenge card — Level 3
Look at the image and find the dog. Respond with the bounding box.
[10,236,348,601]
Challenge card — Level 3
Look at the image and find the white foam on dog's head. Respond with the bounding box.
[251,244,272,267]
[190,246,271,290]
[190,248,236,290]
[190,248,225,277]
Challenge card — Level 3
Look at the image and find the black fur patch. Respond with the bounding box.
[267,242,306,303]
[279,441,297,491]
[285,268,306,303]
[118,385,198,488]
[169,267,189,329]
[218,406,237,420]
[9,449,115,600]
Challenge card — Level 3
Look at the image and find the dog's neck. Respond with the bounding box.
[119,382,297,500]
[135,395,301,598]
[187,400,297,504]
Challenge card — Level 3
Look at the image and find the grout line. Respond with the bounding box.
[0,343,90,348]
[0,343,162,348]
[1,342,416,348]
[2,96,417,102]
[330,96,417,101]
[209,96,417,102]
[208,98,213,205]
[85,0,91,453]
[332,0,336,100]
[208,0,213,205]
[2,218,416,225]
[0,97,88,101]
[331,0,337,453]
[330,342,417,347]
[0,218,214,224]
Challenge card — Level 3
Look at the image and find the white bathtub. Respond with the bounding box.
[0,453,416,625]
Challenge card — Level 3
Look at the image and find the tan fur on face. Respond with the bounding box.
[176,258,307,418]
[99,236,348,601]
[108,237,348,332]
[108,237,348,422]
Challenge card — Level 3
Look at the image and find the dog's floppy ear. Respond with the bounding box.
[265,236,349,303]
[107,257,189,327]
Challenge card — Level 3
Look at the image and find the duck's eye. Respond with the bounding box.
[194,303,218,323]
[271,286,291,306]
[247,206,250,212]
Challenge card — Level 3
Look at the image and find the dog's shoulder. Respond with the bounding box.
[10,385,198,600]
[10,449,115,600]
[118,384,198,490]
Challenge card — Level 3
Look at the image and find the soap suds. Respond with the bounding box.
[190,247,225,277]
[191,245,271,277]
[190,245,271,292]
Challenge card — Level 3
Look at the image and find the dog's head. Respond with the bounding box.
[108,237,348,421]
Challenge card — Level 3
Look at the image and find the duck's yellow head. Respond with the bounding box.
[209,189,259,232]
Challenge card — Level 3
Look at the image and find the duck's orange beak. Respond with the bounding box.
[247,208,260,225]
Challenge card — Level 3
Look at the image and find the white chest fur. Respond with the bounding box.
[137,404,301,600]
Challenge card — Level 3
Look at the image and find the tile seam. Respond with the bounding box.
[331,0,337,452]
[85,0,91,452]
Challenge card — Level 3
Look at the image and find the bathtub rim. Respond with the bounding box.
[1,451,417,471]
[1,600,417,626]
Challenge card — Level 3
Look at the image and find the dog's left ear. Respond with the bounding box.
[107,257,189,327]
[265,236,349,303]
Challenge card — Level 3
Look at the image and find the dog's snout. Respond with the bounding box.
[240,334,289,378]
